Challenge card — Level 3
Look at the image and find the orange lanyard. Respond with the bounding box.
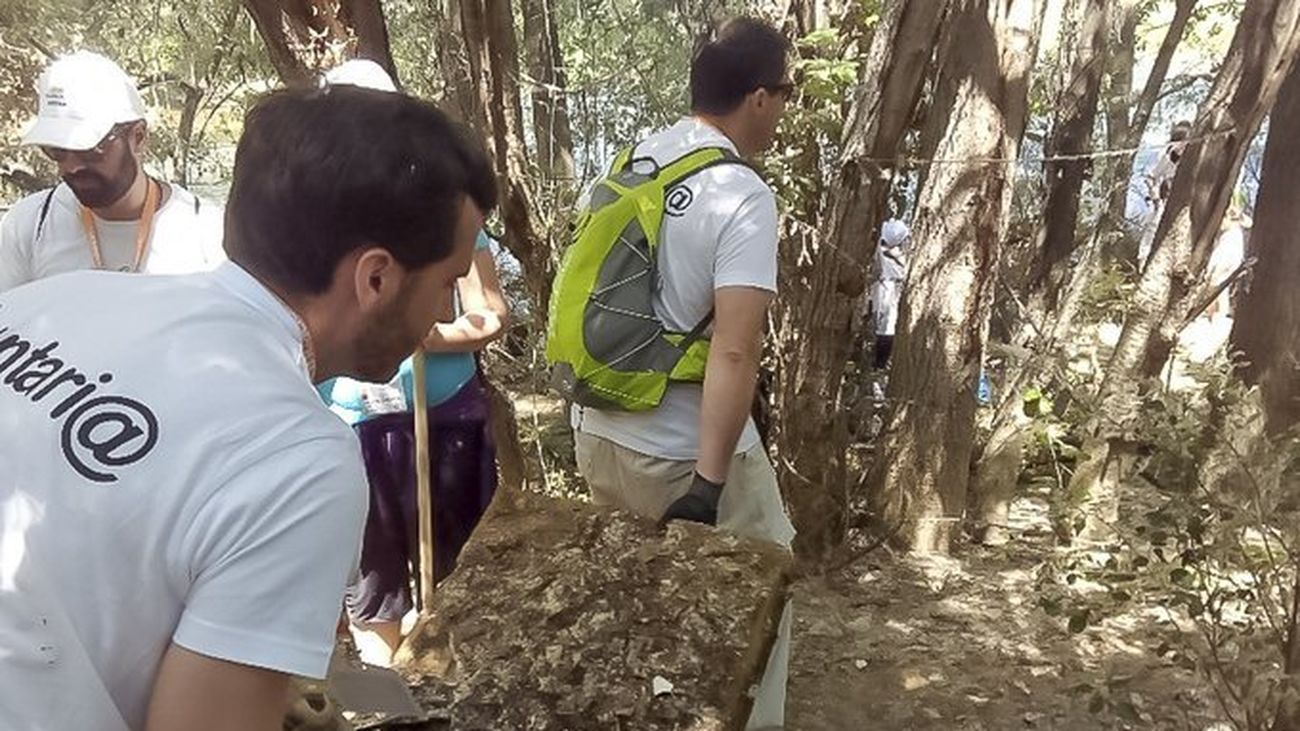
[79,178,160,272]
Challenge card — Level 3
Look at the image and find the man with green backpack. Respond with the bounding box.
[547,17,795,728]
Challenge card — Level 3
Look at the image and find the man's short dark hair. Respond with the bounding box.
[224,86,497,295]
[690,17,790,116]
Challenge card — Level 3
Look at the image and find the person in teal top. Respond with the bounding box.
[319,226,509,667]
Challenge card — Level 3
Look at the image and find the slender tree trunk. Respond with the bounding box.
[1032,0,1108,309]
[771,0,949,560]
[866,0,1044,555]
[241,0,399,85]
[522,0,575,183]
[1231,62,1300,434]
[969,0,1107,542]
[1101,0,1196,254]
[1101,0,1137,234]
[1128,0,1198,146]
[457,0,554,323]
[1069,0,1300,542]
[177,1,242,187]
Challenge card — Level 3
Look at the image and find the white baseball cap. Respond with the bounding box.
[323,59,397,93]
[21,51,147,151]
[881,219,911,249]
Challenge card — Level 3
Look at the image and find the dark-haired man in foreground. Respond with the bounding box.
[0,85,496,731]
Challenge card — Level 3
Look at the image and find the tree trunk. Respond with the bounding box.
[456,0,554,323]
[241,0,399,85]
[522,0,575,184]
[968,0,1108,541]
[1127,0,1198,148]
[1031,0,1108,310]
[1069,0,1300,542]
[176,1,243,187]
[1101,0,1196,254]
[866,0,1044,555]
[1101,0,1137,235]
[771,0,949,561]
[1231,61,1300,434]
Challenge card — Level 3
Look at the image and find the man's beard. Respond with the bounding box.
[64,158,137,210]
[349,292,426,383]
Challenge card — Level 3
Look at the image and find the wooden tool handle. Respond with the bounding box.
[412,350,436,612]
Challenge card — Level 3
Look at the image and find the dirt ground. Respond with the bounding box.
[785,495,1226,730]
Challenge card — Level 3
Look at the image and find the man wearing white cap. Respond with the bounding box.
[871,218,910,370]
[0,51,223,292]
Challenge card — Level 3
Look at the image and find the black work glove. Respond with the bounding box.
[659,473,724,527]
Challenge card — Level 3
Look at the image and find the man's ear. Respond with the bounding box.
[352,247,404,312]
[129,122,149,155]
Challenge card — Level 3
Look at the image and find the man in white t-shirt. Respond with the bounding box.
[568,17,795,729]
[0,51,223,292]
[0,85,496,731]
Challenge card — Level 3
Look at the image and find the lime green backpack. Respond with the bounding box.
[545,145,748,411]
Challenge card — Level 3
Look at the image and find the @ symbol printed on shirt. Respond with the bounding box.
[665,184,695,217]
[0,306,160,483]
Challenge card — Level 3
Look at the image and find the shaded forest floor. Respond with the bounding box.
[785,492,1225,730]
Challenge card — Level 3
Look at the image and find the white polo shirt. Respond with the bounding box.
[0,182,225,292]
[0,262,367,730]
[572,118,779,460]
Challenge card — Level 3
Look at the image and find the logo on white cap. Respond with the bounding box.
[22,51,147,152]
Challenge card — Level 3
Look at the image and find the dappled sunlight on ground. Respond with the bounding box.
[786,494,1223,730]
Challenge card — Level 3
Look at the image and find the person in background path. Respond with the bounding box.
[567,18,796,730]
[0,85,496,731]
[870,218,910,372]
[0,51,223,291]
[1137,120,1192,269]
[316,59,511,668]
[1206,201,1252,324]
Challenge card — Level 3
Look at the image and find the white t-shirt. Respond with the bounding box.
[0,182,225,292]
[573,118,779,460]
[0,262,367,730]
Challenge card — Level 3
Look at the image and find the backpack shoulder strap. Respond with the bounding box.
[33,185,59,244]
[660,147,754,190]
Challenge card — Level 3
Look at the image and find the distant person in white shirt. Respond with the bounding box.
[1137,120,1192,268]
[0,85,496,731]
[870,218,910,370]
[0,51,223,292]
[1206,201,1252,323]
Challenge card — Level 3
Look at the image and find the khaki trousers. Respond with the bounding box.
[574,432,795,730]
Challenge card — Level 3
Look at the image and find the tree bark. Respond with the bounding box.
[1031,0,1108,310]
[1127,0,1198,147]
[1069,0,1300,542]
[241,0,399,85]
[968,0,1108,541]
[522,0,575,184]
[1231,61,1300,434]
[771,0,949,561]
[1101,0,1196,252]
[456,0,554,323]
[1100,0,1138,235]
[866,0,1044,555]
[176,1,243,187]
